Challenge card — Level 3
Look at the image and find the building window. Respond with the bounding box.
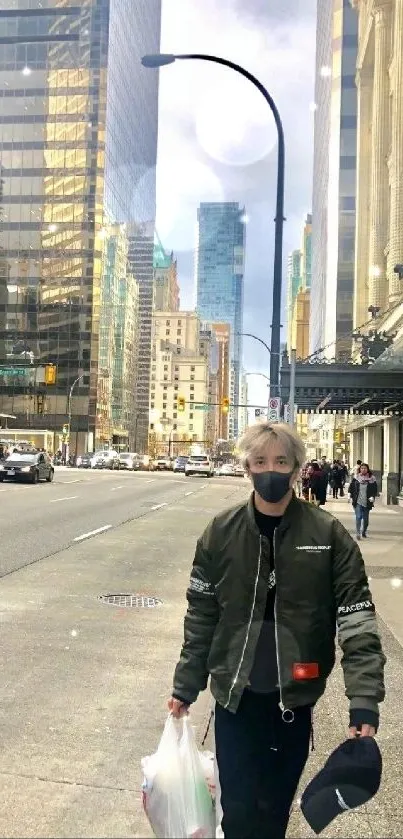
[150,403,155,409]
[164,365,168,371]
[191,366,195,372]
[163,385,167,390]
[190,375,195,381]
[163,403,167,410]
[173,412,177,419]
[190,412,194,419]
[340,196,355,212]
[166,320,170,326]
[177,339,181,345]
[177,329,181,336]
[341,75,356,89]
[166,330,170,336]
[175,366,179,372]
[189,424,194,431]
[173,424,177,430]
[164,375,168,381]
[178,320,181,326]
[174,384,178,391]
[340,114,357,129]
[150,423,154,430]
[162,412,167,419]
[190,393,194,401]
[190,385,194,391]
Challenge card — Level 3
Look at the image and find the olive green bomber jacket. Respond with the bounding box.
[173,493,386,716]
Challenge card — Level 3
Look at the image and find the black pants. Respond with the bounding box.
[215,691,312,839]
[332,485,339,498]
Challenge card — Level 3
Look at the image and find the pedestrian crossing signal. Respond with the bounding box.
[45,364,56,385]
[178,396,186,412]
[221,397,230,413]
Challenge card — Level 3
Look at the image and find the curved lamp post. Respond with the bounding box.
[142,53,285,398]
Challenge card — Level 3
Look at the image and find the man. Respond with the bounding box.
[169,422,385,839]
[320,455,331,494]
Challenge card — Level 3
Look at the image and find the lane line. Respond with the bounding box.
[59,479,80,484]
[73,525,112,543]
[50,496,79,504]
[111,486,124,492]
[146,479,156,483]
[185,491,193,497]
[151,503,167,511]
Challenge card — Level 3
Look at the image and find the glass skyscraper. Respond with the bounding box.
[0,0,161,450]
[195,202,245,440]
[310,0,358,359]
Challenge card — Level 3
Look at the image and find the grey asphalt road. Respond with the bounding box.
[0,468,245,579]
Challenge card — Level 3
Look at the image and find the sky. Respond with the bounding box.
[156,0,317,412]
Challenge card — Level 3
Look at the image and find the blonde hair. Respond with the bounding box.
[238,421,306,470]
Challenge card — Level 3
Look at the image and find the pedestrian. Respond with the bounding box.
[300,460,311,500]
[348,463,378,540]
[330,460,343,499]
[320,455,331,494]
[308,460,327,506]
[168,422,385,839]
[353,459,362,477]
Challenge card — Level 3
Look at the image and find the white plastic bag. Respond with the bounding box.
[142,714,215,838]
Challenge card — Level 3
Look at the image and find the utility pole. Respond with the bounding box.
[288,349,296,427]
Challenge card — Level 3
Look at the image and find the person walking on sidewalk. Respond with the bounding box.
[348,463,378,540]
[330,460,343,499]
[168,422,385,839]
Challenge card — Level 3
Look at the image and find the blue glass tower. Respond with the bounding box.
[196,202,245,439]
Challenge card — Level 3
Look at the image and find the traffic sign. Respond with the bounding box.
[283,403,298,424]
[194,404,210,411]
[268,397,281,422]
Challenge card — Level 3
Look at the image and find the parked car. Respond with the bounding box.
[218,463,235,477]
[173,455,188,473]
[185,455,214,478]
[0,450,54,484]
[76,452,93,469]
[90,449,120,470]
[234,462,246,477]
[119,452,140,471]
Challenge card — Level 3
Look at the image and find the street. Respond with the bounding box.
[0,477,402,837]
[0,468,232,578]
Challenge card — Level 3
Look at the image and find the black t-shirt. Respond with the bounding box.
[247,506,282,694]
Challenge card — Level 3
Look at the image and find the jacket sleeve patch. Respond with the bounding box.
[188,575,215,596]
[337,601,375,615]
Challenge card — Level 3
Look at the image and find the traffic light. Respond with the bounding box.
[221,397,230,414]
[334,429,344,444]
[178,396,186,412]
[45,364,56,385]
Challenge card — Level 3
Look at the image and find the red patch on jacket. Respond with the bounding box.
[293,662,319,680]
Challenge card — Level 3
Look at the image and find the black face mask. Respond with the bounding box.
[251,470,293,503]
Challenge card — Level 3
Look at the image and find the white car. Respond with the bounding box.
[219,463,235,476]
[185,455,214,478]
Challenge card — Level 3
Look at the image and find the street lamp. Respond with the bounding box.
[245,372,270,383]
[142,53,285,397]
[67,374,85,458]
[237,332,271,356]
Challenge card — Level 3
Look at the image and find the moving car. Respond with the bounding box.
[119,452,140,471]
[138,455,150,471]
[173,455,188,473]
[91,449,120,470]
[185,455,214,478]
[0,450,54,484]
[152,456,171,471]
[76,452,93,468]
[234,462,246,477]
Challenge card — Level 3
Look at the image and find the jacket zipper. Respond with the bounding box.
[273,531,294,723]
[224,535,262,708]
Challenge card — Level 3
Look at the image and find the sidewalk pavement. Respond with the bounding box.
[0,488,402,837]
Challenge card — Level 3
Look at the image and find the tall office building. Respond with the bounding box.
[0,0,161,450]
[353,0,403,324]
[310,0,358,359]
[195,202,245,439]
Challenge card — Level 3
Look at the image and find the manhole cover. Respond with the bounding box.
[99,594,163,608]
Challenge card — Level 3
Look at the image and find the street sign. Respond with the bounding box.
[268,397,281,422]
[283,403,298,424]
[194,404,210,411]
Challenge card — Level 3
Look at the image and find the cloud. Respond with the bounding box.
[156,0,316,405]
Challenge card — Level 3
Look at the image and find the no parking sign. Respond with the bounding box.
[268,397,281,422]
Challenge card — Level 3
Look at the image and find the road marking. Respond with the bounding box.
[185,491,193,496]
[151,503,167,511]
[50,496,78,504]
[146,479,156,483]
[111,486,124,491]
[73,525,112,543]
[200,485,206,489]
[60,479,80,484]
